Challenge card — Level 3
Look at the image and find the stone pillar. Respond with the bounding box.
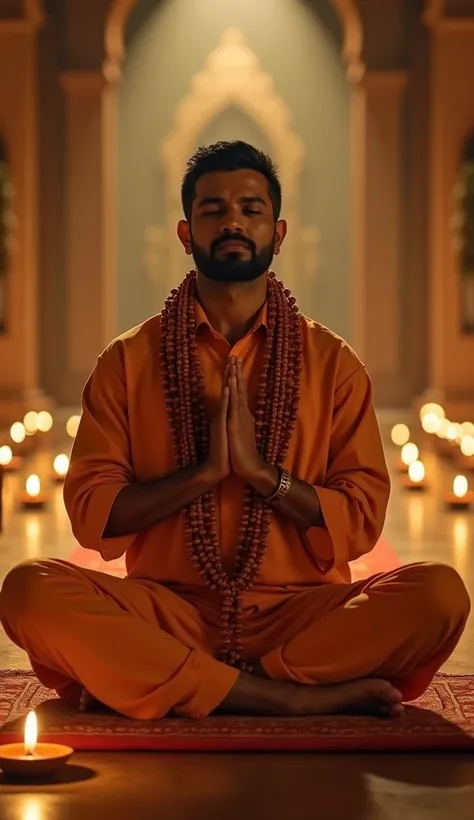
[0,12,49,425]
[351,69,409,405]
[59,70,115,403]
[422,14,474,420]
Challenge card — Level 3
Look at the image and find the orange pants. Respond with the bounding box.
[0,559,469,719]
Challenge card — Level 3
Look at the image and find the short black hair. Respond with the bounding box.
[181,140,282,222]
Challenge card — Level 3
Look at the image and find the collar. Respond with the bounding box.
[194,298,268,337]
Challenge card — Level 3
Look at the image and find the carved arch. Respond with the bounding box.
[144,27,316,296]
[104,0,365,82]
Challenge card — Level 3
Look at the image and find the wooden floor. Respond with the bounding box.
[1,411,474,819]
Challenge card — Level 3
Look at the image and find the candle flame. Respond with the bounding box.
[0,445,12,466]
[408,460,425,483]
[25,474,41,497]
[390,423,410,446]
[53,453,70,476]
[453,475,468,499]
[401,442,419,466]
[24,710,37,755]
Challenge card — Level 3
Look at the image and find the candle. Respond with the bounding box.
[398,442,419,473]
[445,475,474,510]
[36,410,54,433]
[403,460,428,491]
[0,445,22,473]
[52,453,70,482]
[0,710,73,779]
[391,423,410,447]
[19,475,49,509]
[66,414,81,439]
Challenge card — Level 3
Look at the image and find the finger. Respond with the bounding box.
[236,359,247,401]
[222,385,230,414]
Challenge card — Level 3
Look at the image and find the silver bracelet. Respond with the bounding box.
[264,468,292,504]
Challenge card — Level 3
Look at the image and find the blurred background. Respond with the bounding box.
[1,0,473,420]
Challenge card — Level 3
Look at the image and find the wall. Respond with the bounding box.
[118,0,351,340]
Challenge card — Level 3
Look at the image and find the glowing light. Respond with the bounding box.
[453,475,468,499]
[421,412,442,434]
[66,415,81,438]
[24,711,37,756]
[420,403,445,421]
[25,475,41,498]
[461,435,474,457]
[390,423,410,446]
[10,422,26,444]
[460,422,474,438]
[37,411,53,432]
[53,454,69,477]
[446,422,461,442]
[23,411,38,435]
[0,445,12,466]
[401,442,419,466]
[436,418,450,438]
[408,460,425,483]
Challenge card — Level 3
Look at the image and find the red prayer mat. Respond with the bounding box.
[1,670,473,751]
[67,536,401,581]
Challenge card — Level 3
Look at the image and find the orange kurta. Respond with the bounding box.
[63,300,391,601]
[0,299,469,720]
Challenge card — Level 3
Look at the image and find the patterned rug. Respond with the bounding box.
[1,670,473,751]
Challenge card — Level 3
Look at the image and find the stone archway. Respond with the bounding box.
[104,0,364,82]
[143,27,317,299]
[103,0,365,336]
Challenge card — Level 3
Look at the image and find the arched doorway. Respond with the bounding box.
[105,0,363,342]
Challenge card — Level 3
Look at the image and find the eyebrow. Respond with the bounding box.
[197,195,267,208]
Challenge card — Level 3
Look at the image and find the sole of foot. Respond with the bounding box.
[294,678,404,718]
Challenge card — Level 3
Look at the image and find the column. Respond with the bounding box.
[351,70,409,405]
[60,70,115,403]
[0,15,46,425]
[423,16,474,420]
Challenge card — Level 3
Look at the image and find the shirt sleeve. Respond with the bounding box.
[303,364,391,573]
[63,347,135,561]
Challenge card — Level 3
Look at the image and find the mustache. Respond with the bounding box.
[211,235,255,253]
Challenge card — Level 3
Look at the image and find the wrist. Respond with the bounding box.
[242,457,279,496]
[200,461,225,488]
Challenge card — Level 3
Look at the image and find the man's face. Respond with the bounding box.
[178,169,287,283]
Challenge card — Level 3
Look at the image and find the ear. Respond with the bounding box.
[273,219,287,256]
[177,220,193,255]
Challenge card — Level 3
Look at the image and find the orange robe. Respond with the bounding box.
[0,301,469,718]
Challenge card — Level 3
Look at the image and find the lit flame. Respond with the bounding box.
[10,422,26,444]
[460,422,474,438]
[66,415,81,438]
[420,403,445,421]
[408,460,425,483]
[461,435,474,457]
[53,454,70,477]
[0,445,12,466]
[446,422,461,443]
[436,418,450,438]
[453,475,468,499]
[23,411,39,435]
[390,424,410,446]
[421,412,442,434]
[25,475,41,498]
[37,411,53,433]
[401,442,419,466]
[24,710,37,755]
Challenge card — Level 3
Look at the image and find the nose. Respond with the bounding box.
[221,223,244,236]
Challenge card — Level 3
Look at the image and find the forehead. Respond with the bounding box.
[194,169,271,202]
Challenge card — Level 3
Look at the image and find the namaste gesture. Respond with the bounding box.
[207,355,263,481]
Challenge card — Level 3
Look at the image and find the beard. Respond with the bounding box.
[191,233,276,283]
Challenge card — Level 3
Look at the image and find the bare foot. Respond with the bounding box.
[294,678,404,719]
[218,673,404,718]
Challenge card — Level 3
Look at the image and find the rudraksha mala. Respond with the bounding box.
[160,270,303,670]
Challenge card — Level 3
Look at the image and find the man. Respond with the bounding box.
[0,141,470,721]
